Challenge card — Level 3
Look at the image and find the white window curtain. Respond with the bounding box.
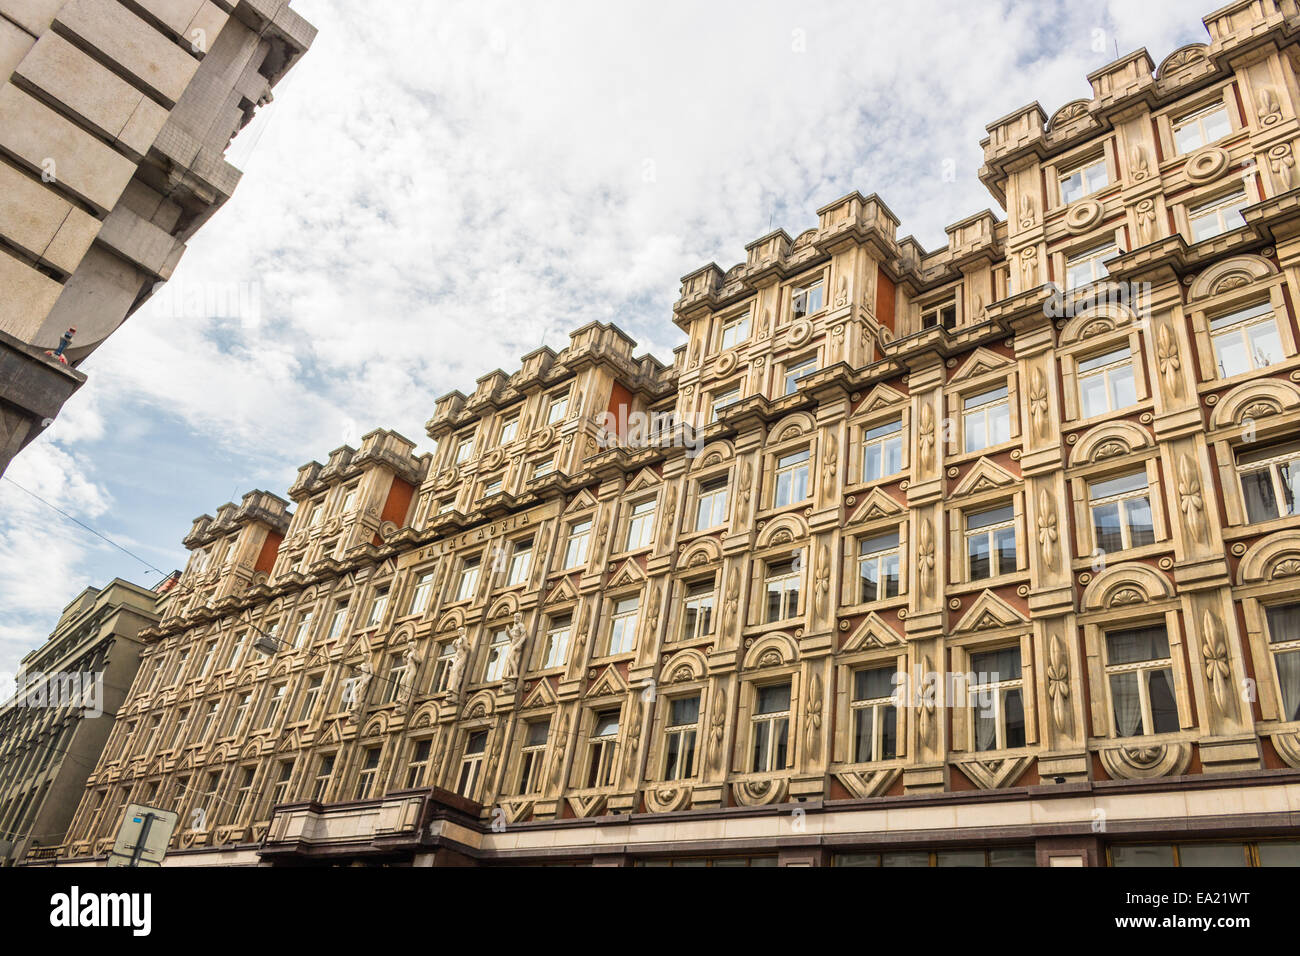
[1110,672,1141,736]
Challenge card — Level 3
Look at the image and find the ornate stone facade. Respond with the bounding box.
[0,0,315,476]
[42,0,1300,867]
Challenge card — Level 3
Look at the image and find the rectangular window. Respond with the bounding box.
[1265,605,1300,723]
[518,720,550,794]
[532,457,556,479]
[482,477,503,498]
[1089,471,1155,553]
[682,579,715,640]
[546,392,569,424]
[695,477,729,529]
[506,540,532,586]
[773,449,811,507]
[1173,102,1231,154]
[1065,242,1118,289]
[227,692,253,737]
[367,587,389,627]
[409,571,435,614]
[1210,301,1283,378]
[298,675,323,721]
[851,667,898,762]
[1238,440,1300,523]
[384,653,408,704]
[664,696,700,781]
[963,385,1011,452]
[405,740,432,788]
[710,385,741,423]
[312,754,335,802]
[431,641,455,693]
[765,559,801,622]
[270,760,295,807]
[1077,347,1136,418]
[355,746,383,800]
[969,647,1026,751]
[542,617,571,669]
[587,710,621,787]
[263,683,287,727]
[1105,626,1179,737]
[230,768,256,823]
[720,312,751,349]
[607,597,640,655]
[327,601,349,639]
[966,504,1017,580]
[563,519,592,569]
[457,731,489,798]
[624,499,656,550]
[291,611,313,648]
[341,485,358,513]
[171,707,190,749]
[858,532,901,603]
[226,630,249,670]
[456,557,481,601]
[197,640,218,678]
[197,701,220,742]
[791,279,824,319]
[1189,189,1248,242]
[454,436,474,464]
[921,299,957,330]
[862,419,903,482]
[484,629,509,682]
[499,415,519,445]
[751,683,791,772]
[1059,156,1108,204]
[782,357,818,395]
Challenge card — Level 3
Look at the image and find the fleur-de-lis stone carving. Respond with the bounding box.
[1202,608,1233,716]
[804,671,823,758]
[1178,454,1206,543]
[1046,635,1071,734]
[1028,368,1049,437]
[708,689,727,769]
[1037,488,1058,571]
[1157,323,1182,398]
[919,403,936,468]
[917,518,936,597]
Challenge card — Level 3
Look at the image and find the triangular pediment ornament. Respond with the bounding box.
[544,577,579,606]
[499,799,534,824]
[835,767,902,798]
[606,559,647,590]
[950,346,1012,383]
[955,755,1032,789]
[852,383,908,418]
[848,487,906,524]
[624,468,662,495]
[521,679,558,709]
[951,457,1018,497]
[277,728,301,753]
[562,489,599,516]
[317,719,345,747]
[842,611,906,651]
[567,793,607,818]
[954,590,1028,633]
[376,557,398,579]
[585,664,629,699]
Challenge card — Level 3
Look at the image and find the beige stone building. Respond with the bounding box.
[39,0,1300,868]
[0,578,158,865]
[0,0,314,476]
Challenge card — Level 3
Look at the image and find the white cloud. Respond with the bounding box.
[0,0,1212,673]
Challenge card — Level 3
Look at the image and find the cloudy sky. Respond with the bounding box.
[0,0,1210,682]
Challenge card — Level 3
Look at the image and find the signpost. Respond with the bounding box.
[106,804,178,868]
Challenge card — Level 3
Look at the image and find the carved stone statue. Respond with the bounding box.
[348,656,373,722]
[446,627,470,698]
[399,644,421,703]
[502,612,529,682]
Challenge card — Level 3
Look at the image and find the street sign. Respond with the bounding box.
[105,804,178,868]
